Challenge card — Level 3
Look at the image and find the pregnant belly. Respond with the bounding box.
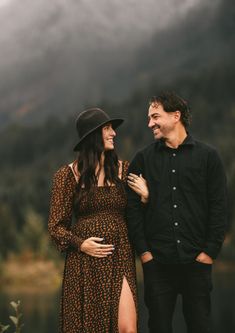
[72,211,127,246]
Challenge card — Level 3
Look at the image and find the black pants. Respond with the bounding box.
[143,260,213,333]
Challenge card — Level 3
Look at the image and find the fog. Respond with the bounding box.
[0,0,227,125]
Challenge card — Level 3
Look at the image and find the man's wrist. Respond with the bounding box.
[140,251,151,256]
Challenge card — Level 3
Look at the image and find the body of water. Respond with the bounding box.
[1,264,235,333]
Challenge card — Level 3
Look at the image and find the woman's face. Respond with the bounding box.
[102,123,116,150]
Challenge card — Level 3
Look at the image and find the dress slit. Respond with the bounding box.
[117,275,137,332]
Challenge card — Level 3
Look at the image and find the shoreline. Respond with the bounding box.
[1,257,235,294]
[0,256,63,294]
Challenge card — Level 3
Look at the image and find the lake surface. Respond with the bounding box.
[1,265,235,333]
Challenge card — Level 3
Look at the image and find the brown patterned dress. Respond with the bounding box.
[48,161,137,333]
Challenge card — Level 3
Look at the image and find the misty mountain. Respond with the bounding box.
[0,0,233,127]
[132,0,235,98]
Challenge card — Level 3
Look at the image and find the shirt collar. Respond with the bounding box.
[156,133,195,150]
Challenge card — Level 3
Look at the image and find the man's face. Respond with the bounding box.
[148,103,177,140]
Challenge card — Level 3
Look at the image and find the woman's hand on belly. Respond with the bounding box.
[80,237,115,258]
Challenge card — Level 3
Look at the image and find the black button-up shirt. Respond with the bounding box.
[126,135,227,264]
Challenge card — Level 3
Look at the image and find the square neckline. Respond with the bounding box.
[67,161,125,187]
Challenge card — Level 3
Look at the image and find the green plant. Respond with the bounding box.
[0,324,10,333]
[0,301,23,333]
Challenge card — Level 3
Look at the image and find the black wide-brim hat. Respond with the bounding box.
[73,108,124,151]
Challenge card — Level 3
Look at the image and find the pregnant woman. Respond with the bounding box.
[48,108,146,333]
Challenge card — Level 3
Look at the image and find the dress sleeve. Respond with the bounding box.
[121,160,130,182]
[48,166,84,252]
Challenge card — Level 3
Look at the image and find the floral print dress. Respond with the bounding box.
[48,161,137,333]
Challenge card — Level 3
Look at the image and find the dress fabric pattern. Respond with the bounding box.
[48,161,137,333]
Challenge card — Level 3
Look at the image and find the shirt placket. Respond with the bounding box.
[170,150,181,258]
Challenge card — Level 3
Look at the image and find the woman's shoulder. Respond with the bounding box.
[54,164,70,175]
[118,160,129,180]
[53,164,75,184]
[119,160,129,169]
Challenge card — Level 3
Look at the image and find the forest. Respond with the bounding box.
[1,78,235,263]
[0,0,235,264]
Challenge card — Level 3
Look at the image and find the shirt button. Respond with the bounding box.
[177,239,181,244]
[173,204,177,208]
[174,222,178,226]
[173,153,176,157]
[173,186,177,190]
[172,169,176,173]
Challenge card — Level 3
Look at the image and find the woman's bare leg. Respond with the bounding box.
[118,276,137,333]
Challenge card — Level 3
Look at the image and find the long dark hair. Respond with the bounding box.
[75,126,121,204]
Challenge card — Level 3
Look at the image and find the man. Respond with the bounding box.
[126,91,227,333]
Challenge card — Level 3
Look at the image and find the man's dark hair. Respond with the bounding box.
[149,91,191,128]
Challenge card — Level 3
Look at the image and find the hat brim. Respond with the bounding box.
[73,118,124,151]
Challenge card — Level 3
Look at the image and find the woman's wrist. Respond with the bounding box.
[80,240,86,253]
[141,193,149,203]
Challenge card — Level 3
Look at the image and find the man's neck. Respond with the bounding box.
[165,128,188,149]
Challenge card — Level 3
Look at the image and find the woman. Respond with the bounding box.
[48,108,146,333]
